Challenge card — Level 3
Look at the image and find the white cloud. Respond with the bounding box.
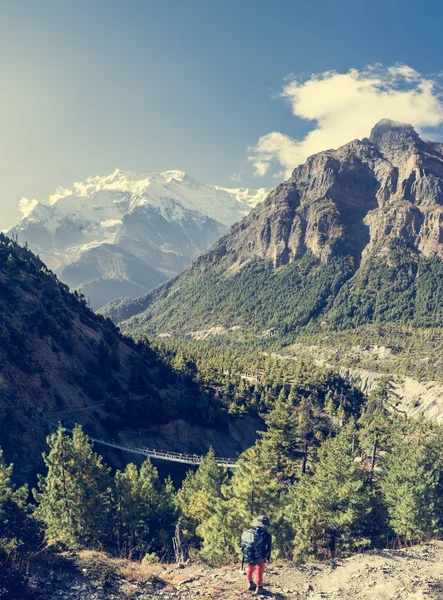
[48,186,71,205]
[249,63,443,178]
[19,197,38,218]
[229,172,242,182]
[387,64,421,82]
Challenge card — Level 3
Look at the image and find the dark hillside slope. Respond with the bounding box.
[0,234,250,480]
[101,120,443,339]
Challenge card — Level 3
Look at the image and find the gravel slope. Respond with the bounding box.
[26,542,443,600]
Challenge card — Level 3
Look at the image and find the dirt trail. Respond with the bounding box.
[162,542,443,599]
[27,542,443,600]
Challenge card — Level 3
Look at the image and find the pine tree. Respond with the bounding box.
[0,448,40,554]
[296,395,324,474]
[196,491,231,564]
[197,444,289,563]
[358,377,403,456]
[229,445,281,524]
[290,430,372,560]
[324,391,336,420]
[0,448,25,507]
[260,395,301,485]
[380,433,443,542]
[34,425,113,548]
[176,448,226,548]
[114,459,176,558]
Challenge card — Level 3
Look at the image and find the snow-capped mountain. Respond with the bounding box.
[8,169,269,308]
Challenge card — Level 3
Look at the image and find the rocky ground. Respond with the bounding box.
[19,542,443,600]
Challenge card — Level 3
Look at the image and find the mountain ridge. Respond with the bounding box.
[8,170,269,308]
[102,119,443,337]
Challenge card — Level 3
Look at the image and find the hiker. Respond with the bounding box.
[241,515,272,595]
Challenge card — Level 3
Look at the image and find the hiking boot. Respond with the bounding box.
[255,586,265,595]
[248,581,257,591]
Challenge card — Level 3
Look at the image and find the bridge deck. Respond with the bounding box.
[38,417,238,468]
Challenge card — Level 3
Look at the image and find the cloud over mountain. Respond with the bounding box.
[18,197,38,218]
[249,64,443,178]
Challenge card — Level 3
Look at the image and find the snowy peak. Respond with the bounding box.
[22,169,269,229]
[9,169,270,308]
[215,186,269,209]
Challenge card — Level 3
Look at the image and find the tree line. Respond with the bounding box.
[116,239,443,342]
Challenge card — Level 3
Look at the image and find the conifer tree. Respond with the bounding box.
[114,459,176,558]
[229,445,280,523]
[276,386,287,404]
[176,448,225,548]
[260,395,301,484]
[34,425,113,548]
[196,490,231,564]
[324,391,336,420]
[290,430,372,560]
[197,444,289,563]
[0,448,40,553]
[381,433,443,542]
[0,448,26,509]
[296,395,324,474]
[358,377,403,456]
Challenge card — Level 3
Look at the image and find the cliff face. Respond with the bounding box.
[197,120,443,274]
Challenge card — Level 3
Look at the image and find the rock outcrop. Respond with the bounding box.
[197,120,443,274]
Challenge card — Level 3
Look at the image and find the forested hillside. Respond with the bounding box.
[104,242,443,340]
[0,234,240,480]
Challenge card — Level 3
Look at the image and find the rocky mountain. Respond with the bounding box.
[0,234,257,481]
[8,170,268,309]
[102,120,443,337]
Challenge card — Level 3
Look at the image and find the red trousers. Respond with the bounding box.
[247,559,265,586]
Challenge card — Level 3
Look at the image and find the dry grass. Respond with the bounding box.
[75,550,166,585]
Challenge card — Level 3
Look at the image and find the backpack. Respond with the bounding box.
[241,528,264,565]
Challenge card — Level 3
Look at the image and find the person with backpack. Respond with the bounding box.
[240,515,272,595]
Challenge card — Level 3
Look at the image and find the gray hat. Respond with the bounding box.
[251,515,270,528]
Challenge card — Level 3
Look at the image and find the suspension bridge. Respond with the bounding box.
[37,416,239,468]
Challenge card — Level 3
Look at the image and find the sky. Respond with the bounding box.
[2,0,443,228]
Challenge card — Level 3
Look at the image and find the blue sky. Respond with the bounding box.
[2,0,443,227]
